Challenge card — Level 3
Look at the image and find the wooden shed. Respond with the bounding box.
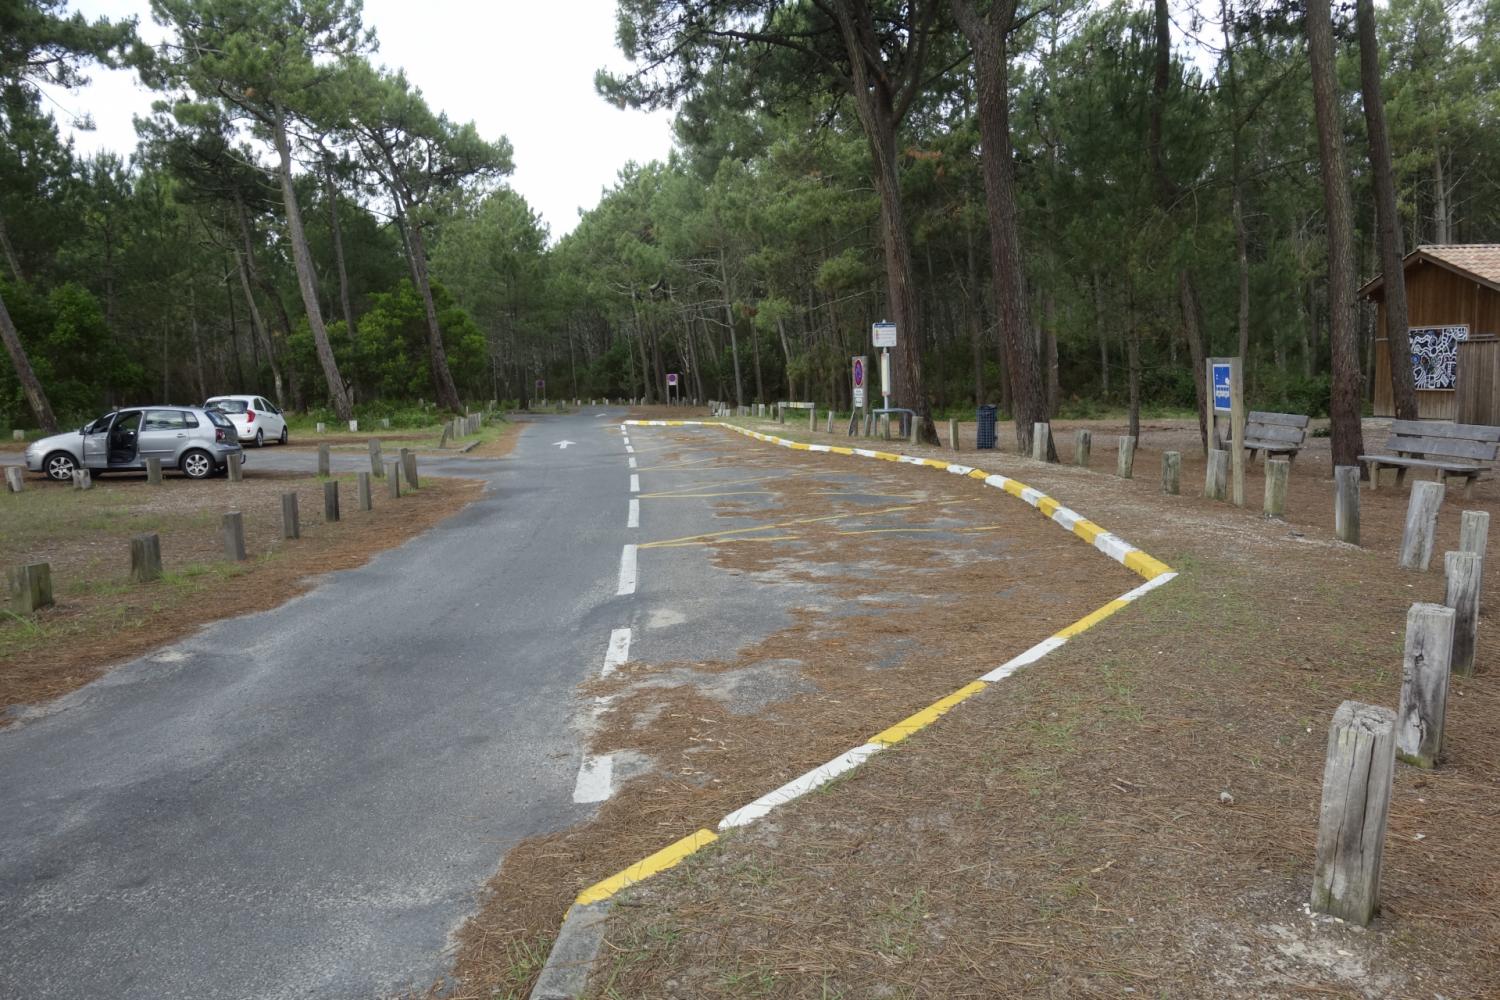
[1364,245,1500,423]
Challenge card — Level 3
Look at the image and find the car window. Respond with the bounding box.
[211,399,248,414]
[113,412,141,433]
[144,410,190,431]
[205,410,234,428]
[181,411,199,428]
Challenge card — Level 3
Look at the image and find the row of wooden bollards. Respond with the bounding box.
[6,456,421,615]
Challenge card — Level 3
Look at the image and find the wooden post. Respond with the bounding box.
[281,492,300,539]
[1161,451,1181,495]
[439,423,451,449]
[1229,358,1245,506]
[8,562,53,613]
[369,439,383,476]
[401,450,418,489]
[324,481,341,523]
[146,457,162,486]
[948,418,959,451]
[222,511,246,561]
[1074,430,1091,467]
[1335,466,1361,545]
[1031,422,1050,462]
[1311,700,1396,926]
[72,469,92,491]
[226,452,242,483]
[882,413,891,441]
[1264,459,1290,518]
[348,419,358,433]
[130,533,161,583]
[381,417,391,429]
[1399,481,1445,571]
[4,466,22,492]
[357,472,373,512]
[1396,602,1456,768]
[1116,436,1136,479]
[1444,551,1481,678]
[11,429,22,441]
[1204,449,1228,500]
[826,411,834,433]
[808,407,816,432]
[386,461,402,498]
[316,421,326,434]
[317,443,331,477]
[1460,510,1489,612]
[908,414,918,446]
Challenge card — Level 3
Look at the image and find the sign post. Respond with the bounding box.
[872,322,897,414]
[852,356,867,411]
[1207,357,1245,506]
[667,372,679,406]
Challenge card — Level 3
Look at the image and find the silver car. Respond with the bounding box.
[24,406,245,482]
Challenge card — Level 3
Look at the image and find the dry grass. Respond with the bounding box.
[578,420,1500,999]
[1,468,482,717]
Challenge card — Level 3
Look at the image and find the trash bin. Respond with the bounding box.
[976,404,998,449]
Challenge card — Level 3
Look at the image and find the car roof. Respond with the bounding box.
[206,395,261,402]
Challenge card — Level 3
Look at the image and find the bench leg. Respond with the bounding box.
[1366,461,1379,491]
[1464,475,1476,501]
[1395,466,1408,488]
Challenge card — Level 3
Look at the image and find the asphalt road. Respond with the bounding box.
[0,410,813,1000]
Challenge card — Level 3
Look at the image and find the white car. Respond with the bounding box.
[205,395,288,447]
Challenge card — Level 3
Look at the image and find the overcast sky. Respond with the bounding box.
[34,0,677,240]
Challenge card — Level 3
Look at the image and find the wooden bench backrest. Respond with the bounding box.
[1243,411,1310,449]
[1385,420,1500,463]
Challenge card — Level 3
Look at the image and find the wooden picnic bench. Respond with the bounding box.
[1360,419,1500,497]
[1231,411,1311,463]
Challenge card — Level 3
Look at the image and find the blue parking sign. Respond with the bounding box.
[1211,362,1232,413]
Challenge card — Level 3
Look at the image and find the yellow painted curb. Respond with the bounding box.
[870,680,990,747]
[574,828,719,907]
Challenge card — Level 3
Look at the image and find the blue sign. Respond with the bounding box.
[1211,363,1232,413]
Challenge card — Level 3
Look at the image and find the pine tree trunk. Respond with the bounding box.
[1179,270,1211,453]
[1307,0,1367,469]
[273,113,352,419]
[0,286,57,432]
[1433,147,1450,244]
[0,211,22,284]
[397,205,463,413]
[951,0,1051,457]
[1357,0,1417,420]
[325,170,357,341]
[233,198,284,405]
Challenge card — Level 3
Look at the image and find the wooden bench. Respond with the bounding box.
[1360,420,1500,497]
[1234,411,1311,463]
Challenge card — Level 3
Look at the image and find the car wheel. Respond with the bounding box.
[43,452,77,482]
[181,449,214,480]
[255,429,264,447]
[279,426,288,445]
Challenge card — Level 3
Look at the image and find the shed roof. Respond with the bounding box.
[1360,244,1500,298]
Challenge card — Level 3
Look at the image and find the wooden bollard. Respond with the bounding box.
[1312,700,1396,926]
[909,414,918,446]
[130,532,161,582]
[1396,602,1456,768]
[381,417,391,429]
[1116,436,1136,479]
[1444,551,1481,677]
[1460,510,1489,612]
[1161,451,1181,495]
[808,407,816,432]
[317,443,331,477]
[281,492,300,540]
[1031,422,1050,462]
[439,424,451,449]
[8,562,53,613]
[1264,459,1289,518]
[1204,448,1228,501]
[146,457,162,486]
[11,429,23,441]
[1399,481,1445,571]
[1335,466,1361,545]
[401,450,418,489]
[369,439,384,476]
[386,461,402,498]
[72,469,92,491]
[348,419,358,433]
[1074,429,1091,467]
[323,481,341,522]
[948,418,959,451]
[826,411,834,434]
[4,466,22,492]
[222,511,246,561]
[226,452,242,482]
[316,422,326,434]
[357,472,373,512]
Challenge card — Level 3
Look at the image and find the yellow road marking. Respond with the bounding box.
[870,681,990,747]
[1053,598,1131,638]
[574,828,719,907]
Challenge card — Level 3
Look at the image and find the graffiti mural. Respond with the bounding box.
[1410,325,1469,390]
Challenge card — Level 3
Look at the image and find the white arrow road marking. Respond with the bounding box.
[617,544,638,595]
[627,498,639,528]
[553,440,576,449]
[602,628,632,677]
[572,753,615,803]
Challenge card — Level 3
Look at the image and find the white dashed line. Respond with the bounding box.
[572,753,615,803]
[602,628,632,677]
[629,474,640,493]
[628,498,639,528]
[628,456,637,469]
[625,445,634,454]
[617,544,638,595]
